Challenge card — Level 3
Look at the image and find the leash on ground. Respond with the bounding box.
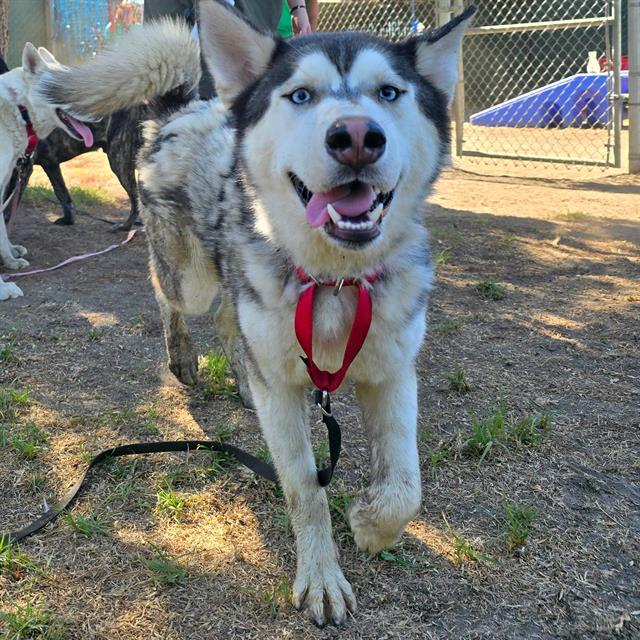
[1,394,342,544]
[1,228,137,281]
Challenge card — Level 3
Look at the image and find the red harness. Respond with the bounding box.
[294,267,380,393]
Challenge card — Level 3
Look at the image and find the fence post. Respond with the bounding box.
[451,0,465,158]
[630,0,640,172]
[613,0,622,168]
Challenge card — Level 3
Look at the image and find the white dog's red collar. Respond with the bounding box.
[294,267,380,393]
[18,105,38,157]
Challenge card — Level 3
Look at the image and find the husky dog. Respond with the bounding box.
[0,45,94,300]
[40,1,474,624]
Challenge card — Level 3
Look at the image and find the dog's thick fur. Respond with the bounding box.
[0,45,93,300]
[40,2,474,624]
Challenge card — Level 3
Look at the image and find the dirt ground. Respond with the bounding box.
[0,152,639,640]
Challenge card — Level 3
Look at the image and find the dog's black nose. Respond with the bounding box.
[325,117,386,169]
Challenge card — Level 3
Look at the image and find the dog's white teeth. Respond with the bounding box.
[327,203,341,225]
[334,218,375,231]
[369,203,384,224]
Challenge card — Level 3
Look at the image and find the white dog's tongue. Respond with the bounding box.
[66,114,94,147]
[306,182,376,228]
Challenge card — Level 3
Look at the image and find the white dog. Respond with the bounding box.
[0,44,93,300]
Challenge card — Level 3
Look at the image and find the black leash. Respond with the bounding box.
[3,398,342,543]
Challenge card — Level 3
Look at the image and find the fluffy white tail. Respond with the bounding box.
[38,19,201,117]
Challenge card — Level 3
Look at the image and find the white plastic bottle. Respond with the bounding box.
[586,51,600,73]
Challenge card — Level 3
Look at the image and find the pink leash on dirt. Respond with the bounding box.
[1,229,137,281]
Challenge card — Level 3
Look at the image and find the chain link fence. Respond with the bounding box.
[318,0,435,40]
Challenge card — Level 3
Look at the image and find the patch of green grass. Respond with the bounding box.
[24,184,114,208]
[0,601,66,640]
[144,546,187,587]
[378,549,416,567]
[447,367,470,393]
[96,408,135,428]
[87,327,106,342]
[10,421,48,460]
[434,319,464,337]
[0,388,31,422]
[509,412,552,446]
[23,185,55,205]
[503,500,537,552]
[214,422,239,442]
[63,512,109,537]
[434,248,451,266]
[474,279,506,301]
[155,482,185,522]
[0,535,38,580]
[261,578,292,619]
[557,210,594,221]
[256,443,272,463]
[461,403,552,463]
[463,403,507,462]
[29,473,48,495]
[453,536,484,564]
[429,447,450,479]
[0,339,18,364]
[203,449,234,477]
[69,186,115,208]
[313,440,330,466]
[139,403,161,435]
[199,351,239,400]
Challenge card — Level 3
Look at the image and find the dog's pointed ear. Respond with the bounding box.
[22,43,44,75]
[199,0,276,106]
[410,5,476,106]
[38,47,58,65]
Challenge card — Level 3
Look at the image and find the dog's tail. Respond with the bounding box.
[38,19,200,118]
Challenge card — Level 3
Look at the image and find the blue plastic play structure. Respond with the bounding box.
[470,71,629,128]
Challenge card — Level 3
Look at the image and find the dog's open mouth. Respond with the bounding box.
[289,173,394,245]
[56,108,94,147]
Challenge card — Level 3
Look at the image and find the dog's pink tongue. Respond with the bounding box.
[306,183,376,228]
[67,115,93,147]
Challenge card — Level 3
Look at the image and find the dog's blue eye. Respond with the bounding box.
[289,88,312,105]
[379,85,399,102]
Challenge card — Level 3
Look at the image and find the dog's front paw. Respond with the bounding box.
[0,281,24,301]
[11,244,28,258]
[293,560,356,626]
[3,257,29,270]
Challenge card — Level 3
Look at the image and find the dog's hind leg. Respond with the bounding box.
[41,161,76,225]
[249,376,356,626]
[147,229,218,386]
[350,366,422,553]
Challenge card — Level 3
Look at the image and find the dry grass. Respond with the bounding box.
[0,157,638,638]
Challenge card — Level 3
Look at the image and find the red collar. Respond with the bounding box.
[294,267,380,392]
[18,105,38,157]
